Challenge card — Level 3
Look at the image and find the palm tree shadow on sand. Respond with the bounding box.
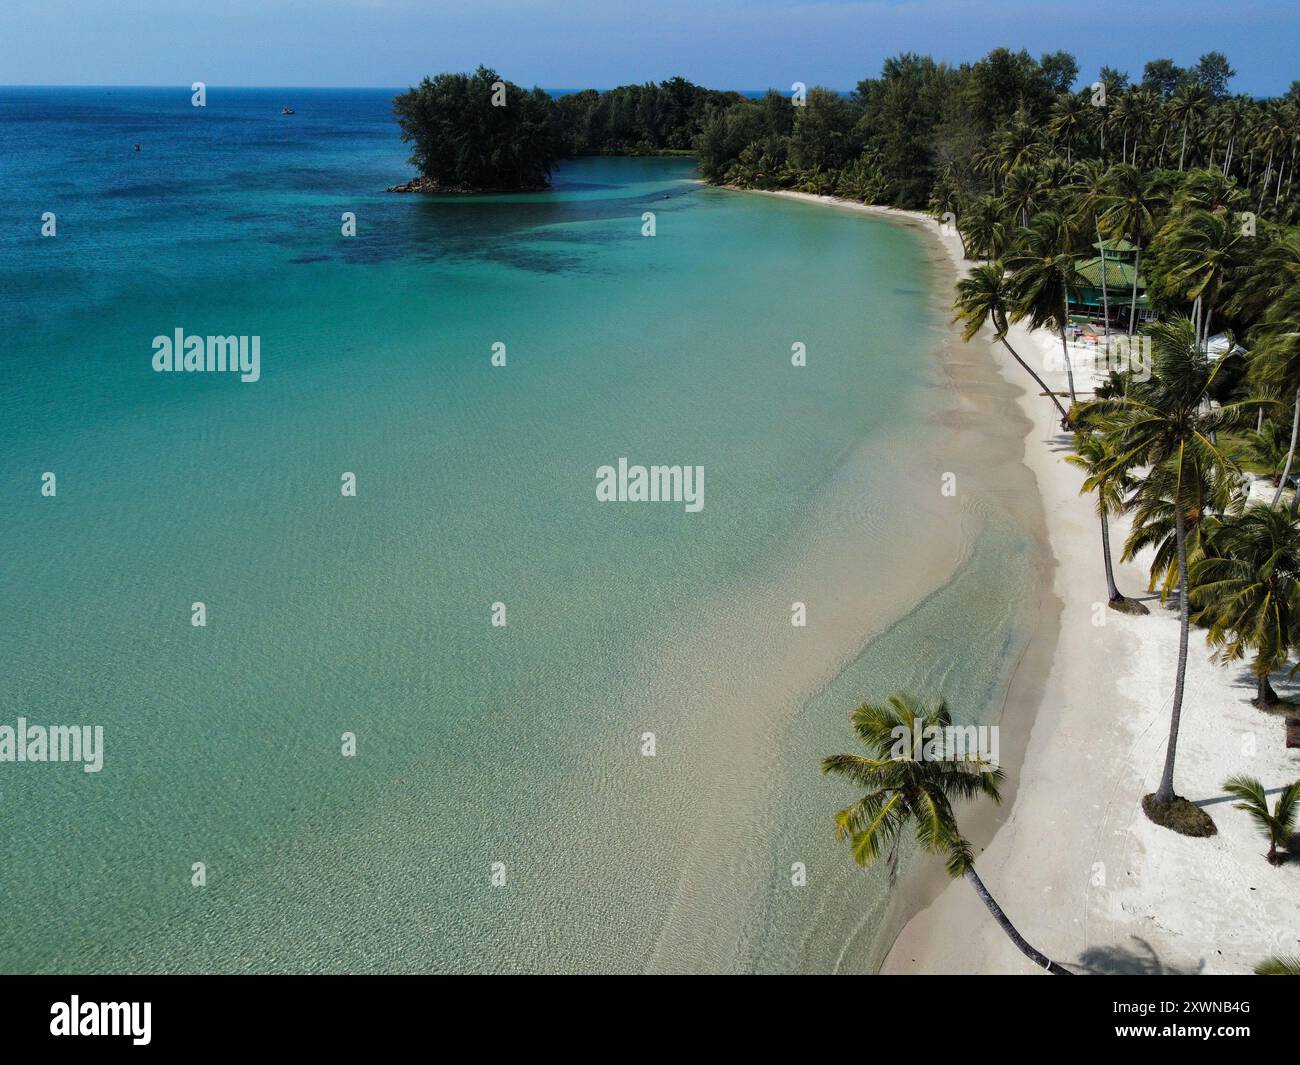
[1077,936,1206,975]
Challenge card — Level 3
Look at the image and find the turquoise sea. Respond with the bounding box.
[0,87,1041,973]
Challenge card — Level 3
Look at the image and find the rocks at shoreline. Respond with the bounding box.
[386,175,550,194]
[386,176,440,193]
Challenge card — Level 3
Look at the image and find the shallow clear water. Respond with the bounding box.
[0,87,1038,972]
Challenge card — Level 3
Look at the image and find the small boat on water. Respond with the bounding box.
[281,106,295,115]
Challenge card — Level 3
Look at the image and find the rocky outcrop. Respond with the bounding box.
[386,175,550,194]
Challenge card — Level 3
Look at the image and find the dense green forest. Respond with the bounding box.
[697,49,1300,220]
[392,66,739,190]
[393,53,1300,225]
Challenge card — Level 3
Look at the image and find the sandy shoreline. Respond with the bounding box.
[747,190,1299,976]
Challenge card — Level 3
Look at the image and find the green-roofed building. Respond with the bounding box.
[1068,240,1153,327]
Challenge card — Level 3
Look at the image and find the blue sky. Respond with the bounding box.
[3,0,1298,95]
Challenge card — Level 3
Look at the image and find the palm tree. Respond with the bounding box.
[993,107,1045,177]
[1173,167,1248,216]
[1068,432,1149,613]
[959,194,1010,263]
[1224,228,1300,326]
[1101,165,1162,336]
[1160,208,1246,353]
[1192,504,1300,706]
[1120,456,1229,601]
[1001,166,1042,228]
[1222,775,1299,864]
[822,693,1072,974]
[1049,93,1090,165]
[1111,90,1140,164]
[1129,88,1162,169]
[1216,95,1254,177]
[1006,211,1087,405]
[1249,305,1300,510]
[1253,101,1290,213]
[1169,84,1209,170]
[1069,161,1116,332]
[955,263,1071,426]
[1243,418,1291,487]
[1254,954,1300,975]
[1081,318,1253,816]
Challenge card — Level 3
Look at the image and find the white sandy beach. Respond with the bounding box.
[756,190,1300,975]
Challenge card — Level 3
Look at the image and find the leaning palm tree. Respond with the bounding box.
[822,693,1072,974]
[954,263,1071,427]
[1254,955,1300,975]
[1223,227,1300,327]
[1222,775,1300,864]
[1006,211,1087,405]
[1173,167,1249,216]
[1081,318,1255,822]
[1067,431,1149,613]
[1192,504,1300,706]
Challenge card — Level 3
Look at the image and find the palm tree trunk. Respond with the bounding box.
[1270,384,1300,510]
[1100,510,1121,601]
[1259,147,1275,213]
[1000,338,1070,424]
[1179,121,1189,170]
[1154,505,1191,805]
[1058,324,1078,405]
[1127,241,1142,337]
[1096,217,1110,330]
[1256,671,1278,707]
[965,865,1072,974]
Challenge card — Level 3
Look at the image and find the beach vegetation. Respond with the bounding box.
[1254,954,1300,974]
[954,263,1071,425]
[1080,318,1254,818]
[1191,504,1300,706]
[1066,431,1149,613]
[1221,775,1300,863]
[822,693,1072,974]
